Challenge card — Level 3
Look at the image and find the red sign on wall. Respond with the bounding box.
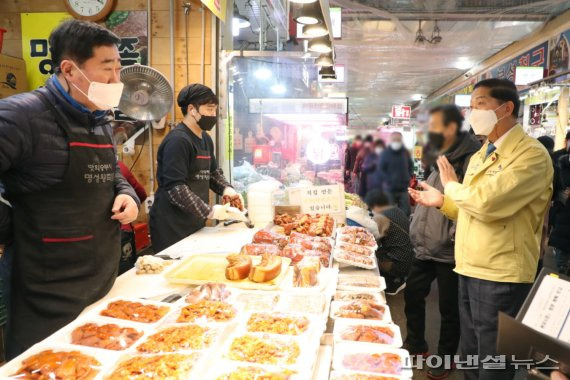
[391,105,411,119]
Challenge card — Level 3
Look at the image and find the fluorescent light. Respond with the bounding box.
[255,67,272,80]
[289,0,317,4]
[455,57,472,70]
[233,16,250,29]
[308,37,332,53]
[271,83,286,94]
[412,93,424,101]
[232,22,240,37]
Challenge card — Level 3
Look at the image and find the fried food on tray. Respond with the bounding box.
[228,335,300,365]
[249,254,282,283]
[335,301,386,320]
[283,244,330,267]
[339,325,395,344]
[341,352,402,375]
[100,300,169,323]
[336,242,374,256]
[289,236,331,253]
[337,227,376,247]
[273,213,294,226]
[246,313,310,335]
[137,324,214,353]
[71,323,143,351]
[177,300,236,323]
[12,349,101,380]
[334,292,380,302]
[225,254,252,281]
[252,230,288,249]
[185,283,231,304]
[239,243,282,257]
[106,353,198,380]
[335,251,375,267]
[293,257,320,287]
[290,232,332,249]
[216,366,296,380]
[274,213,334,237]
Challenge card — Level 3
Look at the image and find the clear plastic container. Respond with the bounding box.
[334,250,378,270]
[330,300,392,323]
[333,319,403,348]
[239,310,322,339]
[334,290,387,305]
[337,274,386,292]
[133,323,222,354]
[207,360,309,380]
[102,352,202,380]
[333,342,413,378]
[330,369,410,380]
[89,297,173,326]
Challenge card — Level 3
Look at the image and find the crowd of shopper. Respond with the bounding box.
[347,78,570,380]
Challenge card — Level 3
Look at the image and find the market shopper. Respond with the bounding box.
[379,132,414,216]
[405,105,480,379]
[0,20,140,358]
[364,189,413,295]
[549,150,570,275]
[345,135,363,193]
[354,135,374,197]
[362,139,386,193]
[149,84,246,253]
[409,79,553,380]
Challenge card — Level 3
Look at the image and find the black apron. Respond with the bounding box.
[5,92,120,358]
[150,125,211,252]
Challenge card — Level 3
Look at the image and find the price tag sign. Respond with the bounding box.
[300,184,344,214]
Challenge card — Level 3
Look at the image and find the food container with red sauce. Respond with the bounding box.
[333,319,403,348]
[333,342,412,378]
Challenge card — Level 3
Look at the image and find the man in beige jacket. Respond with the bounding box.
[409,78,553,380]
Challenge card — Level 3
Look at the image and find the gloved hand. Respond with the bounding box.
[209,204,247,222]
[226,206,248,222]
[223,187,246,212]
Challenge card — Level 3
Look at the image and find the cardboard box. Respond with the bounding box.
[0,54,28,99]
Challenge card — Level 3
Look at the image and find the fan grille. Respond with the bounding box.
[119,65,173,121]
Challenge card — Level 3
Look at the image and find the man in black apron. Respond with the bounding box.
[0,20,140,358]
[150,84,245,252]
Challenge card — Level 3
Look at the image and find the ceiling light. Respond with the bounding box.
[415,20,426,44]
[293,3,321,25]
[271,83,286,94]
[430,21,442,44]
[289,0,318,4]
[455,57,472,70]
[412,93,424,101]
[316,53,333,67]
[308,37,332,53]
[255,67,272,80]
[303,24,329,38]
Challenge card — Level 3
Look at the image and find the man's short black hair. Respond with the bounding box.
[364,189,390,209]
[181,96,219,116]
[374,139,385,148]
[473,78,520,117]
[537,136,554,153]
[49,19,120,73]
[364,135,373,143]
[429,104,464,135]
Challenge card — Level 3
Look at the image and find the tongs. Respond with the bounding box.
[223,210,254,228]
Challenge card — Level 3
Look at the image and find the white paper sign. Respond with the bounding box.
[521,274,570,343]
[300,184,344,214]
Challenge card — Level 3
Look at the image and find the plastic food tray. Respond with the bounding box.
[207,360,311,380]
[337,274,387,292]
[221,332,321,372]
[333,319,403,348]
[279,267,337,293]
[335,235,378,253]
[238,310,322,340]
[131,322,224,354]
[101,351,202,380]
[165,299,243,325]
[330,300,392,323]
[0,343,117,380]
[334,290,387,305]
[333,342,413,378]
[87,297,173,327]
[52,317,149,353]
[334,250,378,270]
[329,370,410,380]
[335,240,377,256]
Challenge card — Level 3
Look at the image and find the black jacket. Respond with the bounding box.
[549,153,570,252]
[378,147,414,192]
[0,76,138,243]
[409,132,481,263]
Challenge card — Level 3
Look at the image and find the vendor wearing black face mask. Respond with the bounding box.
[404,104,479,378]
[150,84,246,253]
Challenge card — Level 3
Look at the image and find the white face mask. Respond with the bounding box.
[390,142,402,150]
[374,147,383,155]
[468,103,506,136]
[70,62,124,110]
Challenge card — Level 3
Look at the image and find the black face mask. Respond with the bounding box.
[427,132,445,151]
[197,115,217,131]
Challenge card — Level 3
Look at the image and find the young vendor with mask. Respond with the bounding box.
[150,84,246,252]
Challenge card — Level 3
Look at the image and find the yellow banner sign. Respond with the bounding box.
[201,0,227,22]
[21,13,71,91]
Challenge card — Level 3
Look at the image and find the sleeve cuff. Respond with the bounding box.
[439,195,455,216]
[119,190,141,206]
[444,181,462,198]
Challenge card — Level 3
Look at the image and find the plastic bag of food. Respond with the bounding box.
[240,243,282,256]
[252,230,288,249]
[71,322,143,351]
[9,349,103,380]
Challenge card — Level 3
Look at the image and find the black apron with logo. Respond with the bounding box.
[150,125,211,252]
[5,92,120,358]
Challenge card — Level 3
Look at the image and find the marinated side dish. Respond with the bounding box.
[11,349,101,380]
[246,313,310,335]
[335,251,375,267]
[105,353,198,380]
[335,301,386,320]
[252,230,289,249]
[71,323,143,351]
[228,334,300,365]
[273,213,334,237]
[336,242,374,256]
[334,292,380,302]
[222,194,244,211]
[216,366,296,380]
[341,353,402,375]
[177,300,236,323]
[100,300,169,323]
[339,325,395,344]
[137,324,214,353]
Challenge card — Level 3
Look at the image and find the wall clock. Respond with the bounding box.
[63,0,116,22]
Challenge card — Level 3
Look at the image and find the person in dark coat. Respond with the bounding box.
[149,84,246,253]
[405,105,480,379]
[0,20,140,358]
[362,139,386,193]
[354,135,373,197]
[549,151,570,275]
[345,135,362,193]
[379,132,414,216]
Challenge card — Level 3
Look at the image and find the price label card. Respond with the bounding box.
[521,274,570,343]
[300,184,343,214]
